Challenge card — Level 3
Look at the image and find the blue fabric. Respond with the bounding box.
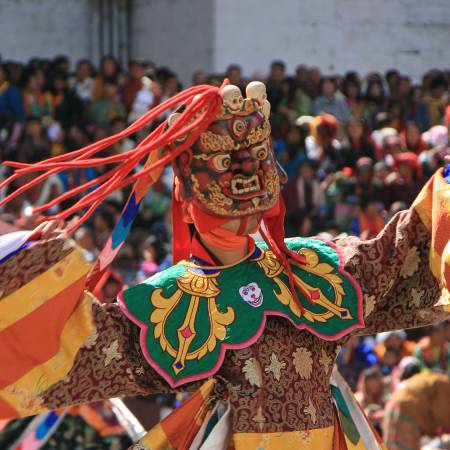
[444,164,450,184]
[36,411,58,439]
[0,86,25,121]
[111,195,141,249]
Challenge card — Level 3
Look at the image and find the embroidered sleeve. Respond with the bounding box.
[337,169,450,335]
[0,238,195,420]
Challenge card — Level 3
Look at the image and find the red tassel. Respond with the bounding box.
[0,81,228,234]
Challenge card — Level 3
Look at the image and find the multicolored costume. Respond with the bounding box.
[0,80,449,449]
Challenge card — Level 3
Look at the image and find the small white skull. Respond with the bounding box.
[246,81,267,104]
[239,282,263,308]
[221,85,244,112]
[246,81,270,119]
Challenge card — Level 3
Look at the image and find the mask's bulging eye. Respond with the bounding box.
[251,142,269,160]
[209,154,231,172]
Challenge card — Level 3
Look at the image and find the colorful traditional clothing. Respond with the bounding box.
[0,80,449,449]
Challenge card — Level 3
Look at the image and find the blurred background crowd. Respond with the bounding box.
[0,55,449,447]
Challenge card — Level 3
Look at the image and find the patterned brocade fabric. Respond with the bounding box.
[339,207,448,335]
[0,238,71,300]
[217,316,339,433]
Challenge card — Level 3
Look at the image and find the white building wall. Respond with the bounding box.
[129,0,214,85]
[214,0,450,81]
[0,0,94,67]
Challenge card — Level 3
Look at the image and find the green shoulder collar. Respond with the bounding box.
[119,237,363,387]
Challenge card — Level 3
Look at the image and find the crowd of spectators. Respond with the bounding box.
[0,55,449,447]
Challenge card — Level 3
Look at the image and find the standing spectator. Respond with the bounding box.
[313,77,351,124]
[406,85,430,131]
[354,366,385,410]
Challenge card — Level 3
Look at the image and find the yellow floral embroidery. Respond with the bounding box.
[400,246,420,279]
[264,352,286,381]
[410,287,423,308]
[102,340,122,366]
[304,398,317,424]
[292,347,313,379]
[243,357,263,387]
[364,294,376,318]
[83,329,99,349]
[318,349,332,374]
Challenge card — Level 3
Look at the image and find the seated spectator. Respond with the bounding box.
[92,54,123,101]
[283,160,325,215]
[92,268,124,303]
[89,76,126,126]
[336,335,379,391]
[313,77,351,124]
[341,117,376,167]
[278,78,312,124]
[16,116,51,162]
[355,366,385,410]
[350,198,385,239]
[383,373,450,450]
[122,60,146,112]
[74,226,99,263]
[0,63,25,123]
[405,85,430,131]
[51,71,83,129]
[275,123,307,180]
[71,58,95,103]
[423,72,447,126]
[342,73,364,118]
[22,68,53,119]
[401,121,427,154]
[375,330,416,375]
[386,151,424,206]
[306,114,344,179]
[414,323,450,373]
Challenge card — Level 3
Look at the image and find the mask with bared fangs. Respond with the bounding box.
[173,85,280,217]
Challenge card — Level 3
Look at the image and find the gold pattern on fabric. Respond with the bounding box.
[242,358,263,387]
[176,270,221,298]
[292,347,313,380]
[400,246,420,279]
[150,273,235,375]
[256,247,352,322]
[264,352,286,381]
[304,398,317,424]
[102,339,122,366]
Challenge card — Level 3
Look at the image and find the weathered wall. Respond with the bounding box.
[1,0,449,82]
[0,0,94,67]
[214,0,450,81]
[129,0,214,84]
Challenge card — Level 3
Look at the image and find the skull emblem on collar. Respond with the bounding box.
[239,282,263,307]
